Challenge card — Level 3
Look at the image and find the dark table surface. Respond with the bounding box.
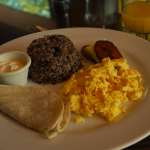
[0,0,150,149]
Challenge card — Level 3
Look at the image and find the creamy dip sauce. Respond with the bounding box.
[0,60,24,73]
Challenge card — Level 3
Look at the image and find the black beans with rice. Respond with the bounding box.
[27,34,82,84]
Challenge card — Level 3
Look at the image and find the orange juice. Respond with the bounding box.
[122,2,150,34]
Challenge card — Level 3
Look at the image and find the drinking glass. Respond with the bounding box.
[122,0,150,41]
[85,0,117,28]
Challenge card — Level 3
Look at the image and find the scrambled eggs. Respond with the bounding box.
[75,116,85,123]
[59,58,144,121]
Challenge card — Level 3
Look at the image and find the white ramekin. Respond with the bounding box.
[0,51,31,86]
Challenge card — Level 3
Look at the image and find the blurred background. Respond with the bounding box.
[0,0,121,45]
[0,0,50,18]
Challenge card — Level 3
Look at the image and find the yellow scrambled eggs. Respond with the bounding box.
[59,58,144,121]
[75,116,85,123]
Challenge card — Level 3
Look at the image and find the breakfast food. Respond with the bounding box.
[0,60,24,73]
[81,40,123,63]
[81,43,100,63]
[52,95,71,132]
[0,85,70,139]
[75,116,85,123]
[59,57,144,121]
[95,40,123,62]
[27,34,82,84]
[81,45,96,63]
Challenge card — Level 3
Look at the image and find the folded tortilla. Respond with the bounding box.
[40,95,71,139]
[55,95,71,132]
[40,130,58,139]
[0,85,67,135]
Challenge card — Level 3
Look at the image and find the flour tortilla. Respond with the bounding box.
[41,95,71,139]
[0,85,64,133]
[41,130,58,139]
[54,95,71,132]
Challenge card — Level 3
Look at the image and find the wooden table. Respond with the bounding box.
[0,0,150,149]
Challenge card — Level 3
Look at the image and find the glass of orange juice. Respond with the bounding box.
[122,0,150,41]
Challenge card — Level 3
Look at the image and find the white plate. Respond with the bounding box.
[0,28,150,150]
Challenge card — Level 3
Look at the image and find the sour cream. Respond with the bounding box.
[0,60,24,73]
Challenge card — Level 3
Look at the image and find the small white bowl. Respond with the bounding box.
[0,51,31,86]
